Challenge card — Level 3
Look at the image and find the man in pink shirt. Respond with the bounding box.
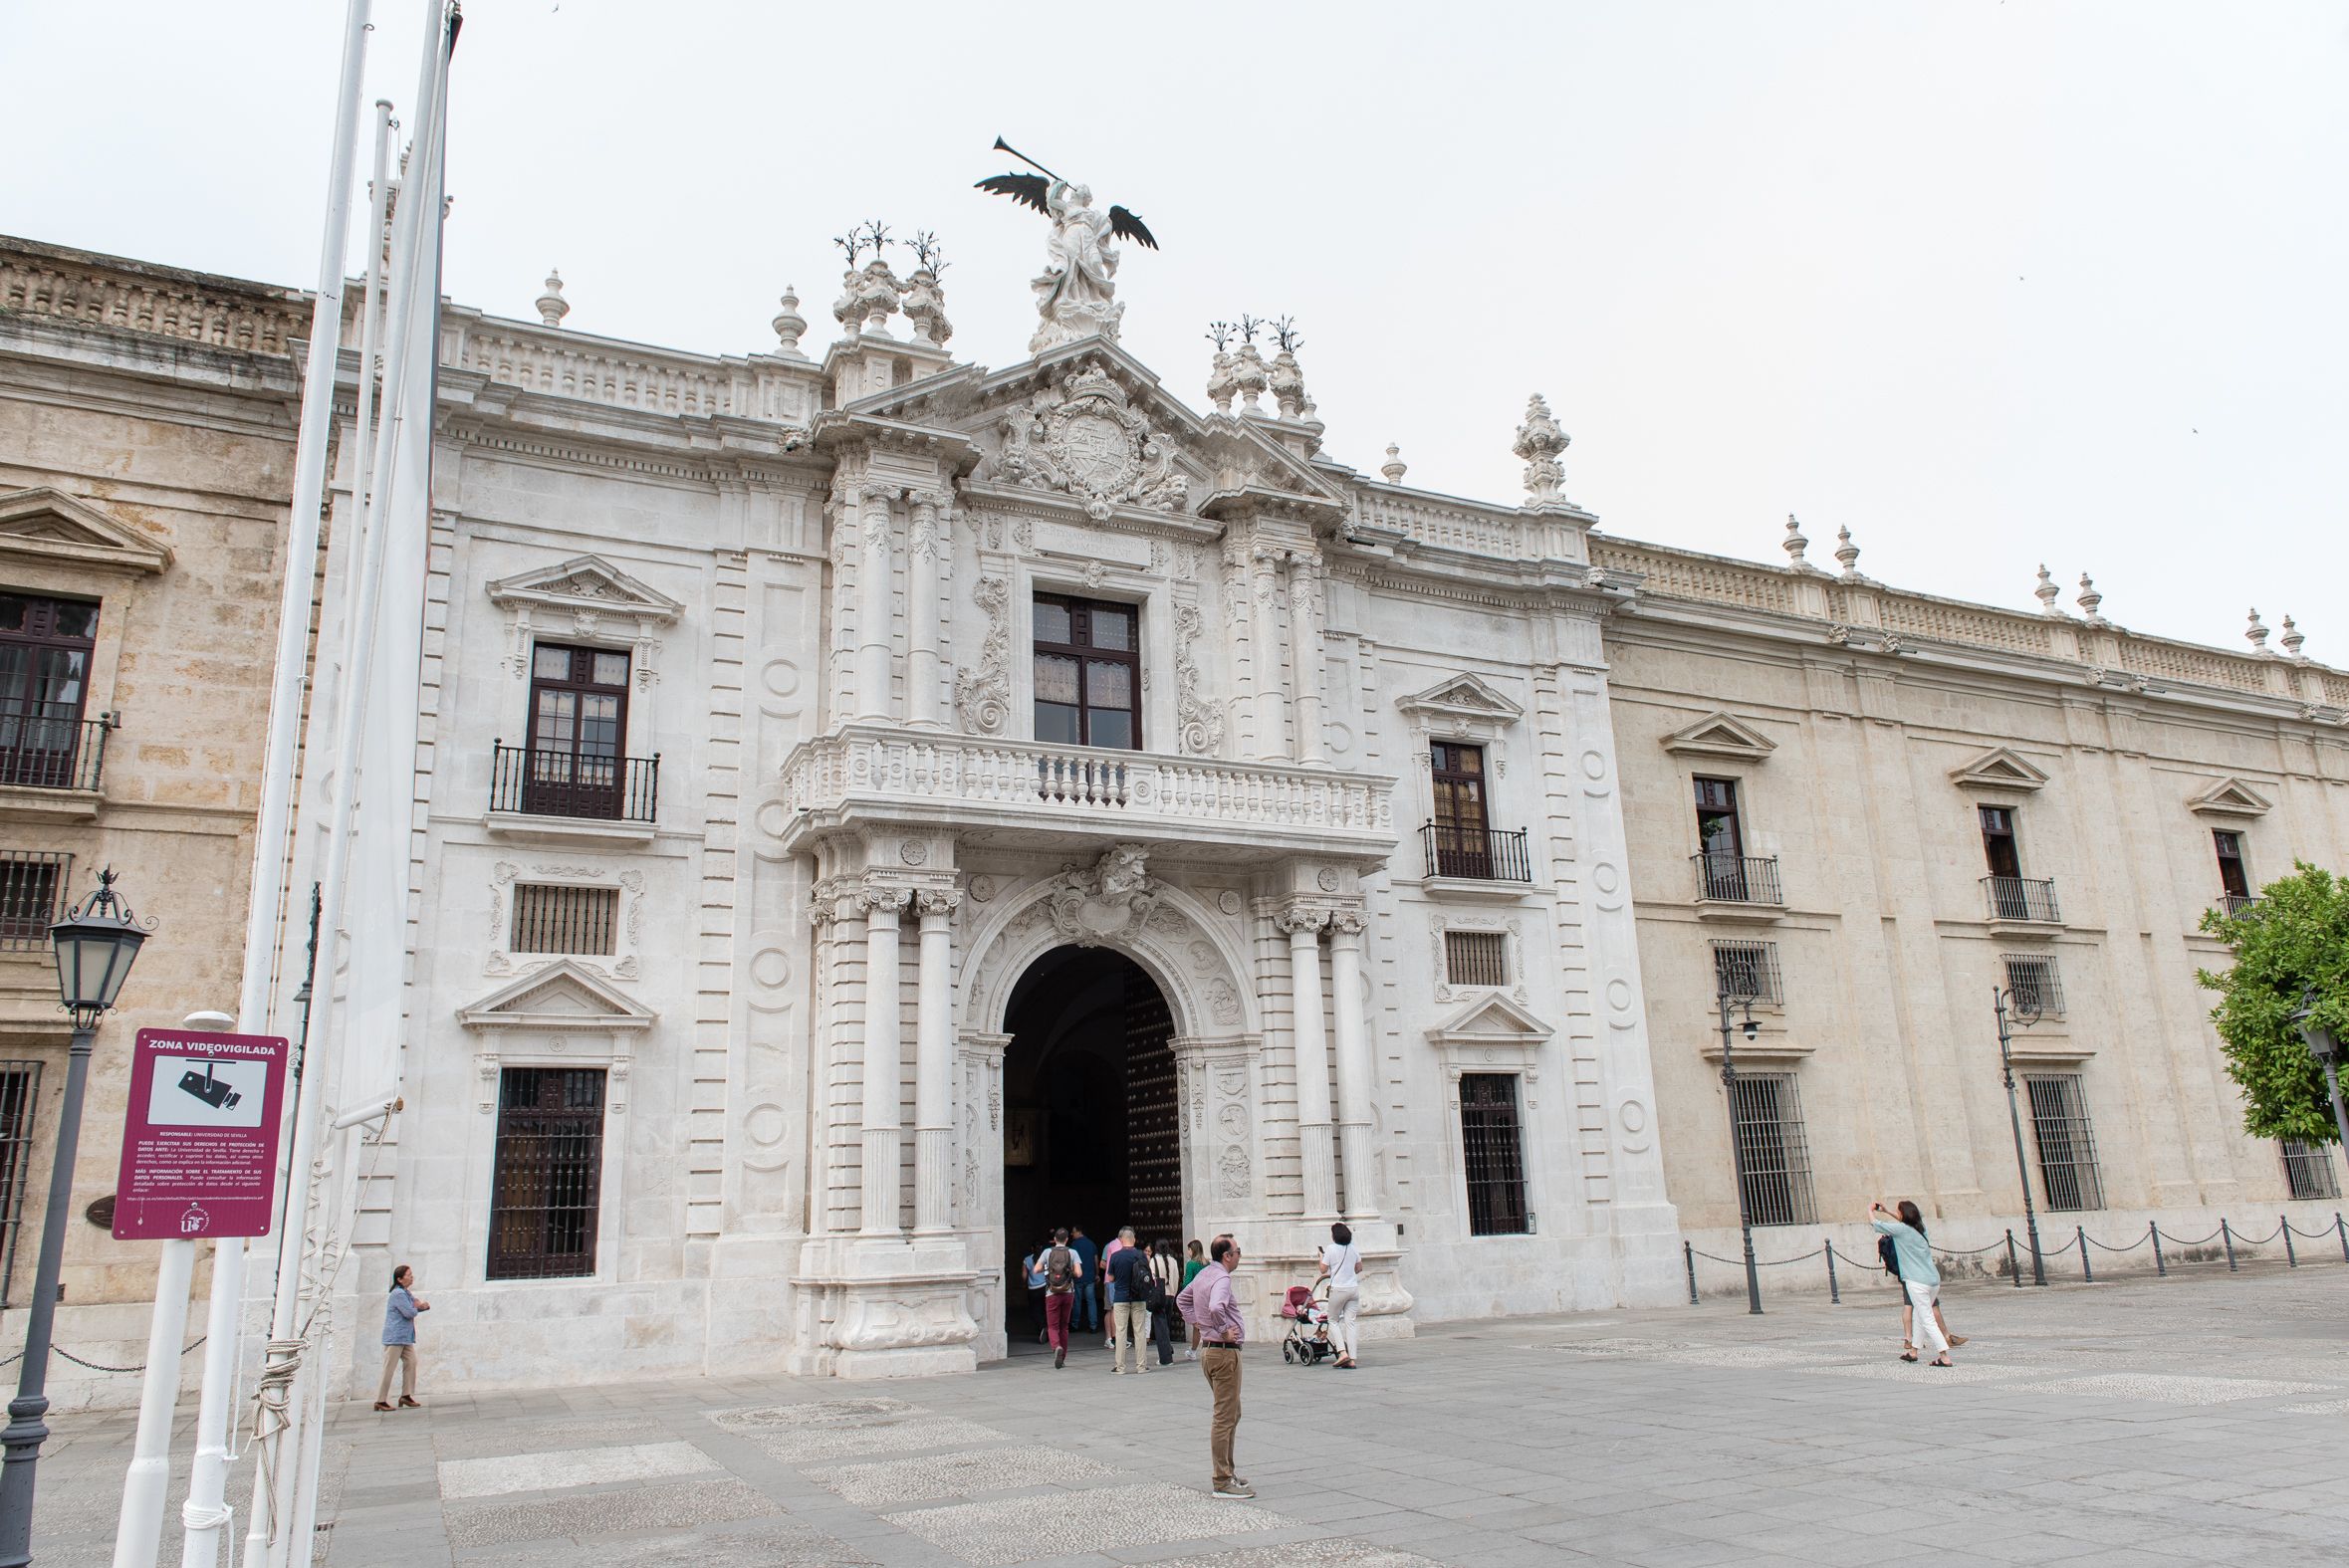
[1173,1233,1251,1498]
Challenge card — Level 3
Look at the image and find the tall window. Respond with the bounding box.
[0,852,68,950]
[1981,805,2033,918]
[1033,595,1139,750]
[1429,742,1492,877]
[2024,1073,2105,1212]
[0,593,98,788]
[1459,1072,1529,1235]
[1694,778,1749,900]
[486,1067,606,1280]
[525,643,629,818]
[2281,1139,2341,1202]
[2213,830,2251,905]
[0,1063,42,1307]
[1729,1072,1817,1226]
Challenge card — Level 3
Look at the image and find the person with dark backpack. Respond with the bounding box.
[1042,1227,1077,1369]
[1878,1226,1966,1358]
[1145,1237,1181,1366]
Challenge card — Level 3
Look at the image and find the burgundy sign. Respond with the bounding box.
[113,1027,291,1240]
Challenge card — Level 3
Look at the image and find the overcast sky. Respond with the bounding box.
[8,2,2343,657]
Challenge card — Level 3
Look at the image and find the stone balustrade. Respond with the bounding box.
[0,238,309,356]
[427,308,818,425]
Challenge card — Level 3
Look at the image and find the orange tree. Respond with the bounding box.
[2198,861,2349,1144]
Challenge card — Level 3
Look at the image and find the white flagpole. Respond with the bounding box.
[116,7,375,1568]
[240,7,452,1566]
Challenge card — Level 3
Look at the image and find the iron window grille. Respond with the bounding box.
[0,1062,41,1307]
[1729,1071,1817,1226]
[511,883,619,956]
[1710,940,1783,1005]
[2281,1139,2341,1202]
[1459,1072,1529,1236]
[1444,930,1510,990]
[0,851,70,950]
[2000,953,2065,1017]
[486,1067,606,1280]
[2023,1073,2106,1212]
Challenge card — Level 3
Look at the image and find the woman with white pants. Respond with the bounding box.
[1870,1200,1952,1368]
[1317,1221,1363,1370]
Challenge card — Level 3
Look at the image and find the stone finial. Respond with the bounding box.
[1781,514,1810,566]
[2033,563,2063,616]
[1269,316,1307,419]
[2281,615,2306,662]
[771,286,808,357]
[1514,394,1570,509]
[902,267,953,347]
[2077,572,2107,626]
[1381,444,1407,485]
[535,269,570,329]
[2246,607,2273,656]
[1833,525,1861,578]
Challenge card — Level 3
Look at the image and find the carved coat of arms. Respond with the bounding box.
[996,364,1189,522]
[1042,843,1160,945]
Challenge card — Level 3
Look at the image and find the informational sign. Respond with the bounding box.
[113,1027,291,1240]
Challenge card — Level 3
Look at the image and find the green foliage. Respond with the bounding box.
[2198,861,2349,1145]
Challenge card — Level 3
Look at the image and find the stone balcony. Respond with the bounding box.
[776,725,1397,864]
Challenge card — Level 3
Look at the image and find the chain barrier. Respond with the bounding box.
[0,1333,208,1375]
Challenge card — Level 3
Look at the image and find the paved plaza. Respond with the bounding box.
[34,1265,2349,1568]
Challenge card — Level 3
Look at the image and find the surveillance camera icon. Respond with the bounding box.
[177,1062,241,1112]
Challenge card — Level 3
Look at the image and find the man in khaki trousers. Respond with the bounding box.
[1174,1233,1251,1498]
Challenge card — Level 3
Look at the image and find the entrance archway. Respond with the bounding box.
[1000,946,1183,1348]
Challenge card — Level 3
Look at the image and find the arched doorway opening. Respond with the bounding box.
[1000,945,1183,1351]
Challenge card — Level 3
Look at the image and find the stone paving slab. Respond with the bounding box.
[812,1444,1116,1506]
[886,1479,1290,1565]
[442,1475,781,1546]
[437,1437,719,1499]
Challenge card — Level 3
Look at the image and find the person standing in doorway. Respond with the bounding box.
[1317,1221,1363,1370]
[1175,1233,1251,1498]
[1069,1226,1101,1335]
[374,1263,428,1412]
[1041,1228,1077,1369]
[1100,1225,1131,1351]
[1107,1225,1151,1373]
[1149,1236,1183,1366]
[1022,1238,1051,1344]
[1181,1238,1206,1361]
[1871,1201,1953,1368]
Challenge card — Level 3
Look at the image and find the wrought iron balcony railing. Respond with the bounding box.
[490,742,659,824]
[1983,874,2061,924]
[1421,822,1533,882]
[1692,853,1784,906]
[2218,893,2259,918]
[0,715,109,793]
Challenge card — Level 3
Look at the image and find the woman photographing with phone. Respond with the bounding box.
[1869,1201,1953,1368]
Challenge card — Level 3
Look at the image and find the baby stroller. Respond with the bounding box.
[1280,1277,1335,1366]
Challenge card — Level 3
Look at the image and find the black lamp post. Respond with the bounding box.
[0,868,147,1567]
[1715,991,1763,1315]
[2288,990,2349,1175]
[1993,983,2047,1287]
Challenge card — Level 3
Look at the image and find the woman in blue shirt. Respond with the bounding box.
[375,1263,430,1411]
[1870,1202,1952,1367]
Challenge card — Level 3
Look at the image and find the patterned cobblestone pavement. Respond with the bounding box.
[33,1264,2349,1567]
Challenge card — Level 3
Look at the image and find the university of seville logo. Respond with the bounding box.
[996,363,1188,522]
[178,1202,211,1235]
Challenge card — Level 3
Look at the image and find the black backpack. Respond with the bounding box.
[1141,1256,1168,1310]
[1877,1235,1901,1278]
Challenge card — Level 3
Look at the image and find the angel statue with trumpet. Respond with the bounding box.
[977,138,1158,352]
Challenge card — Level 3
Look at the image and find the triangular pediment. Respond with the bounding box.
[1661,711,1776,762]
[458,960,657,1030]
[485,555,682,623]
[0,487,172,575]
[2188,776,2274,817]
[1949,746,2050,791]
[1427,993,1552,1046]
[1398,673,1526,729]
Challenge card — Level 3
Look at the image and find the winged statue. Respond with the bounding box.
[976,139,1157,352]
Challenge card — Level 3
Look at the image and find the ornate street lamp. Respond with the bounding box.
[2288,990,2349,1173]
[1993,983,2047,1287]
[0,868,148,1566]
[1715,991,1763,1315]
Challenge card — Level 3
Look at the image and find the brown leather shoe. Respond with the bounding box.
[372,1402,393,1412]
[398,1396,421,1408]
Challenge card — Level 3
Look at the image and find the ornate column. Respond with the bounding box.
[906,490,949,730]
[1283,905,1338,1220]
[854,484,898,722]
[858,884,908,1234]
[1221,541,1259,760]
[1250,546,1287,761]
[1288,550,1327,766]
[912,887,962,1233]
[1327,909,1378,1219]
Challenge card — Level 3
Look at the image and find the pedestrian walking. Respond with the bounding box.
[1175,1233,1251,1498]
[1100,1225,1131,1350]
[1877,1229,1966,1355]
[1107,1226,1152,1372]
[1870,1201,1953,1367]
[1149,1237,1183,1366]
[1022,1239,1050,1344]
[1041,1227,1077,1369]
[1317,1221,1363,1370]
[1069,1226,1101,1334]
[374,1263,428,1412]
[1182,1238,1206,1360]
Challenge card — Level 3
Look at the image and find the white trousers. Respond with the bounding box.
[1904,1279,1948,1356]
[1325,1285,1360,1359]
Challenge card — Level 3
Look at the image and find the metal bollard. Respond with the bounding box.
[2222,1218,2237,1272]
[1824,1240,1839,1304]
[2282,1215,2297,1268]
[2150,1222,2165,1276]
[1684,1238,1698,1305]
[2338,1212,2347,1263]
[2078,1225,2092,1283]
[2005,1229,2020,1287]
